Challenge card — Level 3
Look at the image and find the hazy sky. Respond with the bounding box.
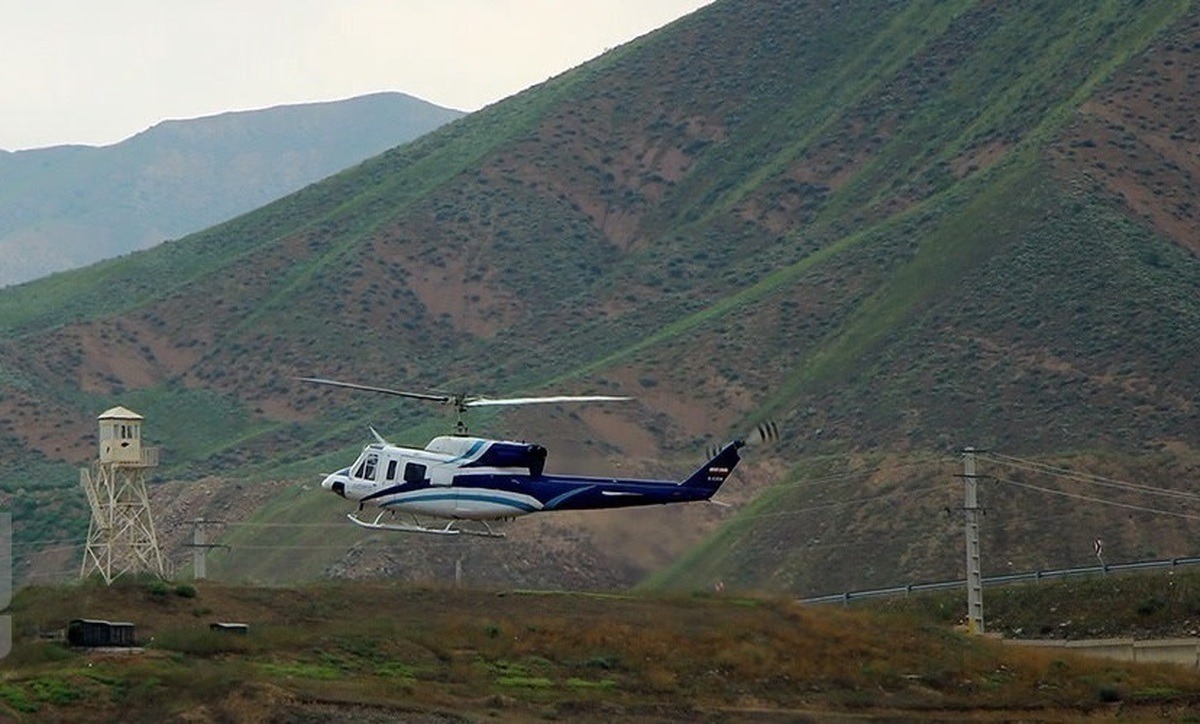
[0,0,713,151]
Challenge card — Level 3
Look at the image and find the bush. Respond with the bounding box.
[0,683,37,713]
[154,628,251,656]
[28,676,83,705]
[1136,596,1166,617]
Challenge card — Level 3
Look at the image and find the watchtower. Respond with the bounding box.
[80,407,165,584]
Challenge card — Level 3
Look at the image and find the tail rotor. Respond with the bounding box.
[707,420,780,458]
[752,420,780,446]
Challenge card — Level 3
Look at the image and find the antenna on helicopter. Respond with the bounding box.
[297,377,631,434]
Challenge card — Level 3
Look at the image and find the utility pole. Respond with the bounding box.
[962,447,984,634]
[182,518,225,580]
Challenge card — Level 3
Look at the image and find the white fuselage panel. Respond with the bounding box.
[380,484,542,520]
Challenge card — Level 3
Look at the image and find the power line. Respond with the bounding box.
[764,456,954,492]
[221,522,349,528]
[982,452,1200,503]
[991,475,1200,521]
[11,544,80,559]
[732,483,948,521]
[10,539,83,549]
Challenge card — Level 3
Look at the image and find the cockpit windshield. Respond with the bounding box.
[353,452,379,481]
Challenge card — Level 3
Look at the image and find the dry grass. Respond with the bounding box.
[5,579,1200,720]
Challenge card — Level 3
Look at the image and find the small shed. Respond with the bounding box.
[67,618,137,647]
[209,622,249,635]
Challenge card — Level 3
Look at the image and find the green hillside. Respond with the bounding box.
[1,0,1198,593]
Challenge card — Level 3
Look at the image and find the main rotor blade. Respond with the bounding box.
[297,377,451,404]
[299,377,631,411]
[465,395,632,407]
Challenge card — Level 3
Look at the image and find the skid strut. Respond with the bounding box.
[347,512,505,538]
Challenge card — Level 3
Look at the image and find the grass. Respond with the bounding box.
[764,157,1050,407]
[662,0,976,232]
[877,569,1200,641]
[7,578,1200,720]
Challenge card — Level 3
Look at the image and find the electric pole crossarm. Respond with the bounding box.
[183,518,226,580]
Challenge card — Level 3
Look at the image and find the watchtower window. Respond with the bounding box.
[102,424,138,441]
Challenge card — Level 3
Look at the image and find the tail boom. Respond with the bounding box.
[681,440,745,497]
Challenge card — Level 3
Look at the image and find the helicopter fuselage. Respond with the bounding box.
[321,435,743,523]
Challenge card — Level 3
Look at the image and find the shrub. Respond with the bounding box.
[0,683,37,713]
[3,641,74,667]
[154,628,251,656]
[1136,596,1166,617]
[28,676,83,705]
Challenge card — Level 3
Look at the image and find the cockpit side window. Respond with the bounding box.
[386,460,398,482]
[354,453,379,481]
[403,463,427,485]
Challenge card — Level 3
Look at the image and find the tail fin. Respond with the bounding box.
[681,440,745,497]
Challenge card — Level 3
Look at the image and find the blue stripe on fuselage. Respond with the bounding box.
[451,473,709,510]
[544,485,596,509]
[446,439,487,464]
[360,481,424,503]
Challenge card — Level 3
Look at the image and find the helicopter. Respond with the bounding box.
[299,377,766,538]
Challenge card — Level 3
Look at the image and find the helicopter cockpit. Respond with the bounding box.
[353,451,378,481]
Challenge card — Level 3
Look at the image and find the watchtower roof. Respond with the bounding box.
[99,406,144,421]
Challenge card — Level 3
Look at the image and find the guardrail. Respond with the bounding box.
[801,556,1200,605]
[1006,637,1200,667]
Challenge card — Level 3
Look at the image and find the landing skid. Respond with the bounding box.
[347,512,506,538]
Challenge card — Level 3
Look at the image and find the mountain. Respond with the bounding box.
[0,92,464,287]
[1,0,1198,594]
